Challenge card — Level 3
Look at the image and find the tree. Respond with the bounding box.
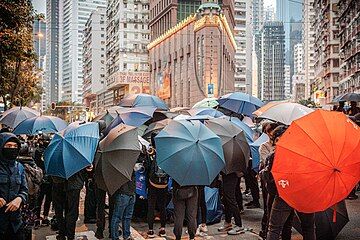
[0,0,42,110]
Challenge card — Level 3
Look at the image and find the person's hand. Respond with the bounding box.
[0,198,6,208]
[5,197,22,212]
[86,164,93,171]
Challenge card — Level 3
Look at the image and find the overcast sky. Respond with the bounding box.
[32,0,46,15]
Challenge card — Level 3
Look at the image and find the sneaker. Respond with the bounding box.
[147,230,155,238]
[42,218,50,226]
[227,226,245,235]
[246,202,261,209]
[159,228,166,237]
[218,222,232,232]
[199,224,208,233]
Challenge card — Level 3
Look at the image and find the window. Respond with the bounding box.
[124,32,127,38]
[124,23,127,28]
[123,63,127,70]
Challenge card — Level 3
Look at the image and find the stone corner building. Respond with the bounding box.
[148,1,236,108]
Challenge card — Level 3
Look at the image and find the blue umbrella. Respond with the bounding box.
[218,92,264,116]
[103,107,156,135]
[155,120,225,186]
[44,122,100,179]
[188,108,224,118]
[13,116,67,135]
[226,117,254,143]
[0,106,40,129]
[249,133,269,172]
[120,93,169,110]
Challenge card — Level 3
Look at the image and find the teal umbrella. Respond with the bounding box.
[0,106,39,129]
[155,120,225,186]
[13,116,67,135]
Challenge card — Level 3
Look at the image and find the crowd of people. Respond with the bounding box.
[0,101,359,240]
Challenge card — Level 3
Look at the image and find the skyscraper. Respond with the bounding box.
[302,0,315,99]
[260,22,285,101]
[252,0,263,97]
[59,0,106,103]
[289,19,302,91]
[234,0,252,93]
[284,65,291,98]
[45,0,60,107]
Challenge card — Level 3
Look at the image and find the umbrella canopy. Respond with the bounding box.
[249,133,270,172]
[143,119,172,138]
[205,118,250,175]
[155,120,225,186]
[95,124,141,195]
[192,98,219,108]
[13,116,67,135]
[0,106,39,129]
[242,116,255,127]
[103,107,156,135]
[272,110,360,213]
[44,122,100,179]
[188,108,224,118]
[224,117,254,143]
[331,94,345,104]
[258,102,314,125]
[253,100,290,116]
[338,92,360,102]
[218,92,264,116]
[293,201,349,240]
[92,110,115,127]
[119,93,168,110]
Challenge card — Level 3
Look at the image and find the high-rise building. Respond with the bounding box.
[252,0,263,98]
[82,7,106,114]
[302,0,315,99]
[284,65,291,98]
[294,43,304,75]
[264,4,276,22]
[33,17,46,111]
[234,0,252,93]
[45,0,60,107]
[148,1,236,107]
[59,0,106,103]
[106,0,151,106]
[260,22,285,101]
[312,0,340,105]
[289,19,302,90]
[338,0,360,95]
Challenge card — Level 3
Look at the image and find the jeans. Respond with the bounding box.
[260,178,268,232]
[267,196,315,240]
[197,186,207,225]
[235,177,243,211]
[52,182,66,237]
[36,182,52,218]
[223,173,242,227]
[246,163,260,203]
[84,178,97,221]
[173,189,198,240]
[110,194,135,240]
[147,185,167,229]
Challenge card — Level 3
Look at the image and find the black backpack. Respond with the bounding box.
[149,153,169,186]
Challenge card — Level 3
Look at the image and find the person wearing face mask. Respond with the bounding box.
[0,133,28,240]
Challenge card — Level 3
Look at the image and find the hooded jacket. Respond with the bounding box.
[0,133,28,233]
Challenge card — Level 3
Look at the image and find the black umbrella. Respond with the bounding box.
[94,124,141,195]
[293,200,349,240]
[338,93,360,102]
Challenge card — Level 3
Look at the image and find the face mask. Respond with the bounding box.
[2,148,20,162]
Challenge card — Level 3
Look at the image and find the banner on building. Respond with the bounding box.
[156,66,171,100]
[207,83,214,98]
[107,72,150,89]
[129,83,150,94]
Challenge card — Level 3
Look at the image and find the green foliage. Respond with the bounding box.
[0,0,42,110]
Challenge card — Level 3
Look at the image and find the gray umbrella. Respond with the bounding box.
[0,106,39,129]
[94,124,141,195]
[338,93,360,102]
[205,118,250,175]
[143,119,172,139]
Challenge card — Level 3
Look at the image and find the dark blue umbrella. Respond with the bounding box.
[188,108,224,118]
[155,120,225,186]
[103,107,156,135]
[249,133,269,172]
[44,122,99,179]
[120,93,169,110]
[13,116,67,135]
[218,92,264,116]
[0,106,39,129]
[226,117,254,143]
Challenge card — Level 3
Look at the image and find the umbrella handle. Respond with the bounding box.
[332,204,337,223]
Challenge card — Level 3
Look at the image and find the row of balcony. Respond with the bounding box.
[339,63,360,80]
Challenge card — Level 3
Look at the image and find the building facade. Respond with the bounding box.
[302,0,315,99]
[292,73,306,101]
[105,0,151,107]
[338,0,360,95]
[59,0,107,103]
[312,0,340,104]
[294,43,304,75]
[252,0,263,98]
[260,22,286,101]
[148,2,236,107]
[234,0,252,93]
[82,7,107,113]
[284,65,291,98]
[33,17,46,111]
[45,0,60,107]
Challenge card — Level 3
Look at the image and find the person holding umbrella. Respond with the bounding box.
[0,133,28,240]
[348,101,360,116]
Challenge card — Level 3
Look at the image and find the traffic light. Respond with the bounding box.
[51,102,56,110]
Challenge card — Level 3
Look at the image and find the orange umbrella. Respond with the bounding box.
[272,110,360,213]
[253,100,289,116]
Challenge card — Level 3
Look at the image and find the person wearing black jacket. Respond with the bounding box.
[0,133,28,240]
